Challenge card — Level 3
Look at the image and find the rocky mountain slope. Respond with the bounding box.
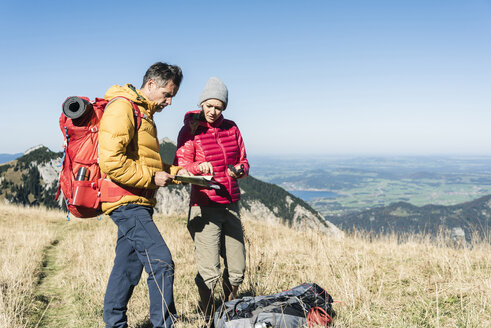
[0,141,342,237]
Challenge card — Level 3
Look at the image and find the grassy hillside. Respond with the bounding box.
[0,203,490,327]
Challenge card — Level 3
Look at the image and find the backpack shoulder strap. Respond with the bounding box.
[106,96,144,130]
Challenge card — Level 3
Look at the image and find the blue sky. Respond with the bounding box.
[0,0,490,155]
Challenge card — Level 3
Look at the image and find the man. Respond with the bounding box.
[98,62,186,328]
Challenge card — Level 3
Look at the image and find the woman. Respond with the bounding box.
[175,77,249,319]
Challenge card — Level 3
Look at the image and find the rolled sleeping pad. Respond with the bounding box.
[62,96,93,120]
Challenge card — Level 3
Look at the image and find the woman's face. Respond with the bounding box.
[201,99,225,123]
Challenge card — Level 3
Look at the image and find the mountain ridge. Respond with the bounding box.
[327,195,491,242]
[0,142,342,237]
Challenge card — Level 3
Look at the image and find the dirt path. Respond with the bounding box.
[30,225,74,328]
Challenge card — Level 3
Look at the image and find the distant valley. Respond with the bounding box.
[251,155,491,216]
[0,153,22,164]
[251,155,491,241]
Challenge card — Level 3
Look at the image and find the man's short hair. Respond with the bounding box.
[141,62,183,88]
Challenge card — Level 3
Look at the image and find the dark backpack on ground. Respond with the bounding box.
[214,283,335,328]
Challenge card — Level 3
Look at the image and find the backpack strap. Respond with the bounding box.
[99,97,155,203]
[307,307,333,326]
[106,96,145,130]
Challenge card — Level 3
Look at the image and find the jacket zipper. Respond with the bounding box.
[214,128,232,193]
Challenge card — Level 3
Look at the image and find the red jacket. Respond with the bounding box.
[175,110,249,206]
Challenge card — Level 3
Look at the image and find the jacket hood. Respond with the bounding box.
[104,84,159,115]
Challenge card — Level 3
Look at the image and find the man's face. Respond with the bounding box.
[146,79,179,112]
[201,99,225,123]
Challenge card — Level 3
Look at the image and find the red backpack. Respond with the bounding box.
[55,96,144,218]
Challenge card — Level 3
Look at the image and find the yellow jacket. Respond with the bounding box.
[98,84,181,214]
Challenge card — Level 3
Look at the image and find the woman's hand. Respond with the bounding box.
[198,162,214,175]
[176,168,193,185]
[227,164,245,179]
[177,168,192,176]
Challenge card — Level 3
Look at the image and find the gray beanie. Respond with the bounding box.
[199,77,228,109]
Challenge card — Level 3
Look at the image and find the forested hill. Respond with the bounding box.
[0,146,61,208]
[239,175,321,225]
[0,142,342,237]
[327,195,491,242]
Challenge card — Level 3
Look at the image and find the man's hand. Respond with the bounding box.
[154,171,175,187]
[198,162,214,175]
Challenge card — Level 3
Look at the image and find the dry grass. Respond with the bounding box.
[0,202,490,327]
[0,203,61,327]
